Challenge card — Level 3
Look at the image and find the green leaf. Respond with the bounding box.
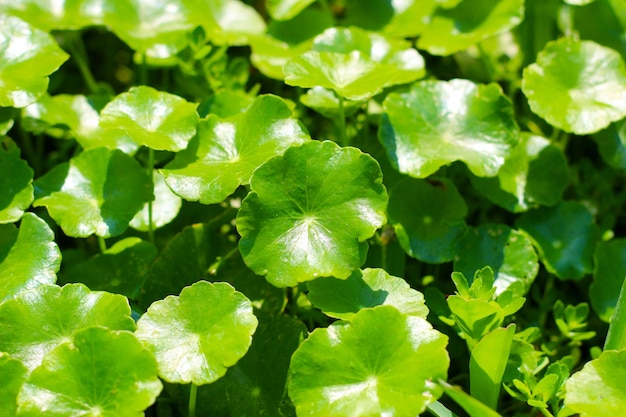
[199,0,267,46]
[130,171,182,231]
[591,239,626,322]
[565,349,626,416]
[17,327,162,417]
[0,15,69,107]
[300,87,365,119]
[266,0,316,20]
[306,268,429,320]
[0,213,60,302]
[284,27,425,100]
[388,177,467,263]
[516,201,596,280]
[0,0,104,31]
[594,120,626,170]
[471,133,569,212]
[198,88,255,118]
[0,138,34,223]
[288,305,450,417]
[135,281,258,385]
[604,275,626,351]
[343,0,438,38]
[33,147,153,238]
[439,381,504,417]
[379,79,519,178]
[454,224,539,296]
[0,353,27,417]
[162,94,309,204]
[61,237,158,299]
[100,86,199,152]
[417,0,524,56]
[0,283,135,371]
[0,107,15,135]
[237,140,388,287]
[522,38,626,134]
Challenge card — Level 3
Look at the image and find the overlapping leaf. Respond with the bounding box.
[0,139,34,223]
[199,0,267,46]
[0,0,104,31]
[343,0,438,37]
[162,94,309,204]
[237,140,388,287]
[33,147,153,238]
[0,15,69,108]
[130,171,182,231]
[0,353,27,417]
[0,213,60,302]
[379,79,519,178]
[266,0,316,20]
[594,120,626,170]
[591,239,626,322]
[288,305,450,417]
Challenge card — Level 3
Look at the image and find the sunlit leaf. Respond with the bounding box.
[130,171,182,231]
[343,0,438,37]
[237,140,388,287]
[307,268,429,320]
[0,138,34,223]
[0,15,69,108]
[288,305,449,417]
[136,281,258,385]
[0,283,135,371]
[0,352,27,417]
[266,0,316,20]
[591,239,626,322]
[0,213,60,302]
[33,147,153,238]
[199,0,267,46]
[162,94,309,204]
[17,327,162,417]
[0,0,104,30]
[522,38,626,134]
[379,79,519,178]
[439,381,504,417]
[300,86,365,119]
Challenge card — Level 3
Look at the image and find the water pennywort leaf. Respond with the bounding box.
[0,353,27,417]
[0,138,34,223]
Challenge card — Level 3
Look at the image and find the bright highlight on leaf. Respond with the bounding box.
[237,140,388,287]
[130,171,182,231]
[522,38,626,135]
[288,305,450,417]
[0,139,34,223]
[379,79,519,178]
[135,281,258,385]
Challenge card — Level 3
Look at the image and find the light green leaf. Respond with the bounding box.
[33,147,153,238]
[0,15,69,108]
[136,281,258,385]
[17,327,162,417]
[343,0,438,37]
[237,140,388,287]
[565,0,595,5]
[284,27,425,100]
[0,0,104,31]
[0,283,135,371]
[205,0,266,46]
[198,88,255,118]
[605,275,626,351]
[130,171,182,231]
[565,349,626,416]
[162,94,309,204]
[591,239,626,322]
[100,86,199,152]
[0,353,27,417]
[379,79,519,178]
[266,0,316,20]
[516,201,596,280]
[417,0,524,56]
[439,381,504,417]
[0,138,34,223]
[300,86,365,119]
[288,305,450,417]
[522,38,626,134]
[306,268,429,320]
[388,177,467,263]
[0,213,60,302]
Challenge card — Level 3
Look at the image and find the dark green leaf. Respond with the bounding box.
[0,138,34,223]
[591,239,626,322]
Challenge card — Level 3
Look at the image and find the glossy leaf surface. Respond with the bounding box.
[591,239,626,322]
[288,305,449,417]
[439,381,504,417]
[237,140,388,287]
[0,283,135,371]
[33,147,153,238]
[130,171,182,231]
[300,86,365,119]
[0,0,104,30]
[200,0,267,46]
[162,94,309,204]
[0,139,34,223]
[307,268,428,320]
[379,79,519,178]
[522,38,626,134]
[266,0,316,20]
[100,86,198,152]
[0,353,27,417]
[135,281,258,385]
[0,213,60,302]
[0,15,68,107]
[17,327,162,416]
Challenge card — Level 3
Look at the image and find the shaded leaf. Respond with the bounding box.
[300,86,365,119]
[594,120,626,170]
[439,381,504,417]
[591,239,626,322]
[0,138,34,223]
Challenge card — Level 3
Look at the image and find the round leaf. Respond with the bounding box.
[379,79,519,178]
[0,213,60,302]
[516,201,596,280]
[100,86,199,152]
[162,94,309,204]
[0,353,27,417]
[236,140,388,287]
[288,305,450,417]
[33,147,153,238]
[522,38,626,134]
[0,138,34,223]
[17,327,162,417]
[388,177,467,263]
[200,0,266,46]
[0,0,104,31]
[471,133,569,212]
[417,0,524,56]
[0,15,69,107]
[300,86,365,119]
[284,27,425,100]
[0,283,135,371]
[307,268,429,320]
[135,281,258,385]
[591,239,626,322]
[130,171,182,231]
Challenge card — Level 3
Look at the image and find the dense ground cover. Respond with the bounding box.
[1,0,626,416]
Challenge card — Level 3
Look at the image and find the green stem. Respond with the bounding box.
[139,53,148,86]
[188,383,198,417]
[147,148,155,244]
[536,406,554,417]
[477,42,495,81]
[98,236,107,253]
[65,32,100,94]
[336,93,347,146]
